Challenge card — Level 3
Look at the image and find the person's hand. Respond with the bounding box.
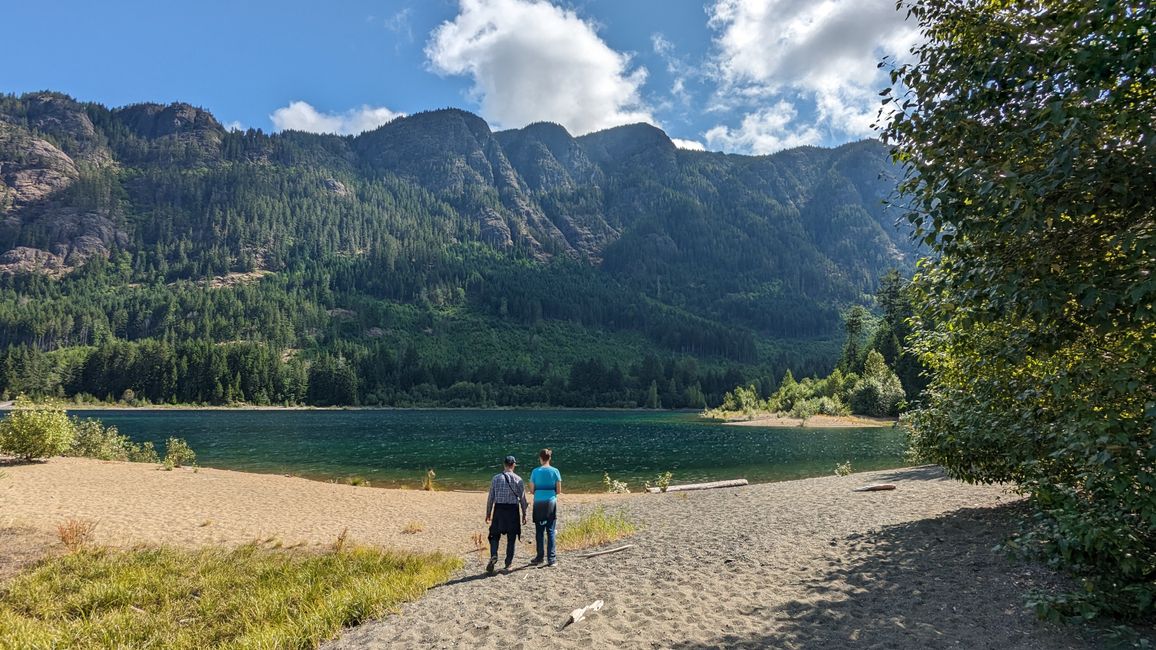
[485,515,491,524]
[521,516,527,525]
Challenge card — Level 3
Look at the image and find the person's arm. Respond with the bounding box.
[519,479,529,520]
[485,477,495,522]
[555,478,562,496]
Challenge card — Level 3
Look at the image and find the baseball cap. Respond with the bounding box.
[504,455,517,465]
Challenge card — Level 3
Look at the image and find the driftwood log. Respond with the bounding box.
[852,483,897,492]
[581,544,634,558]
[645,479,748,493]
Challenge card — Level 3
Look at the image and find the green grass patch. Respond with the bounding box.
[0,544,461,648]
[557,507,637,551]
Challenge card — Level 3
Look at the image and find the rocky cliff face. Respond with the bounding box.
[0,95,128,274]
[0,92,914,293]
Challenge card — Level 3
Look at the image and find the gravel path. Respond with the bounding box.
[328,467,1108,649]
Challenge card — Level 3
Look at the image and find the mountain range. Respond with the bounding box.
[0,91,914,407]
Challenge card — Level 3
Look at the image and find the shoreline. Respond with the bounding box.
[3,402,898,430]
[713,413,899,428]
[0,402,703,413]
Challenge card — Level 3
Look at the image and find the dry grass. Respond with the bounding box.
[56,519,96,551]
[334,528,350,552]
[470,531,486,553]
[557,507,637,551]
[401,521,424,535]
[421,469,437,491]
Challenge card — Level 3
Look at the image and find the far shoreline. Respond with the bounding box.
[0,402,704,413]
[1,402,900,430]
[712,413,899,428]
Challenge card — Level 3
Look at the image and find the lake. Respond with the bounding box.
[69,409,909,492]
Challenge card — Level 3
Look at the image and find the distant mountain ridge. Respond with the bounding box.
[0,90,914,409]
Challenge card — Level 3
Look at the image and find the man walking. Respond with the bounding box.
[529,448,562,567]
[485,454,528,575]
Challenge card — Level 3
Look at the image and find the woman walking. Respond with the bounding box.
[529,448,562,567]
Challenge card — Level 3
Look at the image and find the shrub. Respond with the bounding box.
[345,476,370,487]
[162,438,195,468]
[421,469,437,491]
[68,418,158,463]
[644,471,673,493]
[0,403,75,461]
[817,396,851,416]
[56,519,96,551]
[834,461,853,477]
[789,397,820,421]
[601,472,631,494]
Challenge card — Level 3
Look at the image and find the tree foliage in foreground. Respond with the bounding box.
[885,0,1155,621]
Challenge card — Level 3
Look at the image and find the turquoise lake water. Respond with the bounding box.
[69,410,909,492]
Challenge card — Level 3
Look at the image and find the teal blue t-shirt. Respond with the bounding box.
[531,466,562,501]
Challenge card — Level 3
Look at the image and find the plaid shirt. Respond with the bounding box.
[486,470,528,517]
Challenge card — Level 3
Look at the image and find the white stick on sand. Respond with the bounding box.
[562,599,604,629]
[580,544,634,558]
[645,479,748,493]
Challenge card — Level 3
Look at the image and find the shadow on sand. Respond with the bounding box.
[670,502,1122,650]
[438,561,542,589]
[872,465,953,483]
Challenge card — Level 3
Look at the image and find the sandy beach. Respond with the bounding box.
[0,457,618,553]
[1,457,1136,648]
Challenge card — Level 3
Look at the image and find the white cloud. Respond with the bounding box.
[426,0,654,135]
[671,138,706,151]
[704,101,822,154]
[706,0,918,152]
[224,121,245,132]
[270,101,404,135]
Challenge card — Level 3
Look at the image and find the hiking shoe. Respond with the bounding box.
[486,556,498,575]
[529,556,544,565]
[547,559,558,567]
[504,560,513,571]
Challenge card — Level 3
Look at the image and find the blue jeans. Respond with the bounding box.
[533,499,557,562]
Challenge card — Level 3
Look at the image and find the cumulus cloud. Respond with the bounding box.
[426,0,654,135]
[706,0,918,152]
[671,138,706,151]
[704,101,822,154]
[270,101,404,135]
[224,121,245,132]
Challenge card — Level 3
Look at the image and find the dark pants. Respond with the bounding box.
[488,531,517,565]
[533,499,557,562]
[488,503,521,565]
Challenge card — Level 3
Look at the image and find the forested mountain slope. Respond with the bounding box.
[0,91,914,407]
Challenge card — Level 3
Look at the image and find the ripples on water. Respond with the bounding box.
[72,410,908,492]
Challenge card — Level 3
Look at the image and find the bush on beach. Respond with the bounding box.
[67,418,159,463]
[163,437,196,468]
[0,400,75,461]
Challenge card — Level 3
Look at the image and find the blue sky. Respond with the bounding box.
[1,0,916,154]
